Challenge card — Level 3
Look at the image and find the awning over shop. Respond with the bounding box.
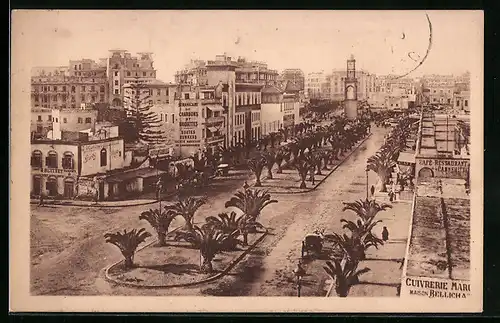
[397,152,416,164]
[208,126,218,132]
[105,168,168,183]
[208,106,224,112]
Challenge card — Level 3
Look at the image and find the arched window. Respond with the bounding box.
[31,150,43,168]
[100,148,107,167]
[62,152,74,170]
[45,151,58,168]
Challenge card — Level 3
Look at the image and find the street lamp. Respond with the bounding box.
[293,261,306,297]
[365,167,369,199]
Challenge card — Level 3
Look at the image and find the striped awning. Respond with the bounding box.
[208,126,218,132]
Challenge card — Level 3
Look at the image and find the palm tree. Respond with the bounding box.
[224,188,275,242]
[247,156,267,187]
[312,151,324,175]
[262,150,276,179]
[164,196,206,233]
[274,148,288,174]
[293,155,313,189]
[340,219,385,254]
[342,198,392,223]
[178,224,228,274]
[366,151,395,192]
[104,228,151,268]
[225,188,278,222]
[139,208,178,246]
[205,211,245,250]
[320,150,331,170]
[323,255,370,297]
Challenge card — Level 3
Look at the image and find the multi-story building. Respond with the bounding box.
[428,85,455,105]
[280,69,305,91]
[30,124,129,199]
[453,90,470,113]
[31,107,98,138]
[260,81,301,135]
[329,69,376,102]
[205,54,266,147]
[174,60,208,86]
[305,71,327,99]
[107,50,157,107]
[31,60,108,109]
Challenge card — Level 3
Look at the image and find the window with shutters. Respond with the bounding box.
[85,117,92,123]
[62,152,74,170]
[31,150,43,168]
[45,151,58,168]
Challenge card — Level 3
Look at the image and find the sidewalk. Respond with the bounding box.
[346,200,413,297]
[254,133,372,194]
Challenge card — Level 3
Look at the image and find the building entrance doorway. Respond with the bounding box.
[99,182,105,201]
[33,176,41,195]
[64,180,74,199]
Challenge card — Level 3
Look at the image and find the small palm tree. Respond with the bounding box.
[312,151,324,175]
[178,224,229,274]
[342,199,392,223]
[247,156,267,187]
[225,188,278,222]
[205,211,245,250]
[293,155,313,189]
[104,228,151,268]
[274,148,288,174]
[262,151,277,179]
[320,150,331,170]
[139,208,178,246]
[165,196,206,233]
[323,255,370,297]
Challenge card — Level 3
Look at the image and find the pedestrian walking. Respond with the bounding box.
[38,192,44,206]
[382,226,389,241]
[389,189,394,202]
[370,185,375,197]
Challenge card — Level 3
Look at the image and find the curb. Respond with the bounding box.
[103,229,269,289]
[31,192,179,208]
[265,132,373,195]
[325,279,335,297]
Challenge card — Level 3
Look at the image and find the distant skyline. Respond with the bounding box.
[13,10,482,82]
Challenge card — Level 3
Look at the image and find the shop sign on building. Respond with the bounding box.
[401,276,471,300]
[415,157,470,180]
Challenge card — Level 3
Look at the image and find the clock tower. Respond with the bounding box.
[344,54,358,120]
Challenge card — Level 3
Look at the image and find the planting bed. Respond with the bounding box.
[444,198,470,280]
[106,232,265,288]
[406,196,449,279]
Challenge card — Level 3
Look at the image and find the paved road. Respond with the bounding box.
[30,125,388,296]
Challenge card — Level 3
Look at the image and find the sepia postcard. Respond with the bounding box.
[10,10,484,313]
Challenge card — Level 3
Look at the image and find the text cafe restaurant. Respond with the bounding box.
[415,156,470,182]
[30,136,125,199]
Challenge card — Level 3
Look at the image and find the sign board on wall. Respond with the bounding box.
[416,157,470,180]
[401,276,471,300]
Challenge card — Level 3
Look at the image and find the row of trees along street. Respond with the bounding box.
[318,114,414,297]
[102,108,380,285]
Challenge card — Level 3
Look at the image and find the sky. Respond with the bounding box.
[12,10,483,82]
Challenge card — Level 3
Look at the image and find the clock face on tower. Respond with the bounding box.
[347,61,355,70]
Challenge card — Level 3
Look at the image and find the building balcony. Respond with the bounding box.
[203,116,225,126]
[205,135,225,144]
[201,98,222,104]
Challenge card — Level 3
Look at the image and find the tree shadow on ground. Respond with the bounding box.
[140,263,200,276]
